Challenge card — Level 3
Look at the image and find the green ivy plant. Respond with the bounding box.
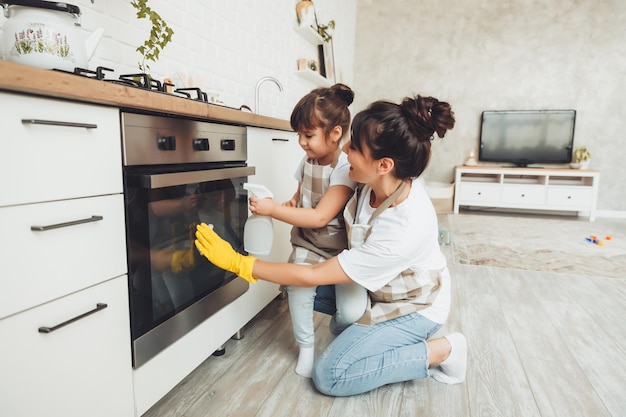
[131,0,174,73]
[317,19,335,42]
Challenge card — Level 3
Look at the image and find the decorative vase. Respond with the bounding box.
[580,159,591,169]
[296,0,316,27]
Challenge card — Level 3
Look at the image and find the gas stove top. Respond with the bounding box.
[54,66,247,111]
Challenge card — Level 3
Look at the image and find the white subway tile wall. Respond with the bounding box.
[0,0,357,120]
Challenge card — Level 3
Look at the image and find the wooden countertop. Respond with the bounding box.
[0,60,292,131]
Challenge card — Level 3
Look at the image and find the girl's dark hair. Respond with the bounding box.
[350,95,455,179]
[290,83,354,140]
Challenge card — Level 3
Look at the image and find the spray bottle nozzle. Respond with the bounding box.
[243,183,273,198]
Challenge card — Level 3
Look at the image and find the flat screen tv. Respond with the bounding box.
[479,109,576,167]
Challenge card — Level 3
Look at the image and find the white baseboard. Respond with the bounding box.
[595,210,626,219]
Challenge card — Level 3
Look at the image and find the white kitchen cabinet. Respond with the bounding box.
[247,126,301,264]
[0,93,134,417]
[245,126,301,310]
[0,276,135,417]
[0,194,127,319]
[454,166,600,220]
[0,92,122,207]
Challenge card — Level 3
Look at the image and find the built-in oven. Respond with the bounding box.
[121,112,254,368]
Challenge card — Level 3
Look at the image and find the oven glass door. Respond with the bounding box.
[124,164,253,367]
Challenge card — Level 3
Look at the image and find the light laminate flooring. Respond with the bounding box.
[143,214,626,417]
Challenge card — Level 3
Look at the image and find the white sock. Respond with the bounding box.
[430,333,467,384]
[295,346,315,378]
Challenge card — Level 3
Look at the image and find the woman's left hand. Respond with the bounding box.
[194,223,257,283]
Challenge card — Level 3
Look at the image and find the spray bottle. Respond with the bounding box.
[242,183,274,256]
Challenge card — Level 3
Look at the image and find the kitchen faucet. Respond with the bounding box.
[254,76,283,114]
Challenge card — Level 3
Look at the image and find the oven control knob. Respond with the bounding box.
[157,136,176,151]
[193,138,210,151]
[221,139,236,151]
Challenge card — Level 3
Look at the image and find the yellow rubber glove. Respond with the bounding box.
[194,223,257,283]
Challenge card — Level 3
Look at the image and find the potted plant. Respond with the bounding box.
[572,146,592,169]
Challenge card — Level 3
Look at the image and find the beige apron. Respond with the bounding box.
[343,181,442,325]
[289,150,348,263]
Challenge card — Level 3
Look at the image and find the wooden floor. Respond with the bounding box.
[143,214,626,417]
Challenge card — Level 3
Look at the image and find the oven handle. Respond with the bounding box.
[137,166,256,189]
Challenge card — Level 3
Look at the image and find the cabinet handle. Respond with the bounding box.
[272,138,290,142]
[31,215,104,231]
[38,303,108,333]
[21,119,98,129]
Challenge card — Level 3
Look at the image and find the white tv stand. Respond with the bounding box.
[454,166,600,221]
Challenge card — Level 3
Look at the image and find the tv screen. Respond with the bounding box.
[479,110,576,167]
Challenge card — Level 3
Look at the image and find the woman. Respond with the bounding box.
[195,94,467,396]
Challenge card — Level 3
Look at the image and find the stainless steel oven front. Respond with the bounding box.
[121,112,253,368]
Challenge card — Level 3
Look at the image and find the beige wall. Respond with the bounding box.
[353,0,626,213]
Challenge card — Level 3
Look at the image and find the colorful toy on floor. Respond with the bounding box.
[585,234,612,246]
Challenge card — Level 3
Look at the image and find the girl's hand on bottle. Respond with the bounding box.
[249,196,275,216]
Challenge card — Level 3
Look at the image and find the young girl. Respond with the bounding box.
[248,83,367,378]
[195,93,467,396]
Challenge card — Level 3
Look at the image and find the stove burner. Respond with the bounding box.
[55,66,213,102]
[175,87,208,102]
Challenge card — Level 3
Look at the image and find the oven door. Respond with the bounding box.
[124,164,254,368]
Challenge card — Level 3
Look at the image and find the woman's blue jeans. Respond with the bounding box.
[312,312,442,396]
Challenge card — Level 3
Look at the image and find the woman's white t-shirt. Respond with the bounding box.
[336,179,451,324]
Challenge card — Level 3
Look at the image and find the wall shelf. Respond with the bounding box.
[295,69,331,87]
[294,23,324,44]
[294,22,332,87]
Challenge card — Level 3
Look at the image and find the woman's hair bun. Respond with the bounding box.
[331,83,355,106]
[400,95,455,140]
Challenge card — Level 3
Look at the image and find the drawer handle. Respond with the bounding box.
[31,215,104,231]
[272,138,289,142]
[38,303,108,333]
[21,119,98,129]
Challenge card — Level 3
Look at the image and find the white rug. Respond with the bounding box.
[447,213,626,278]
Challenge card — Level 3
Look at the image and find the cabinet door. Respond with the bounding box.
[501,186,546,205]
[0,276,135,417]
[0,194,127,319]
[0,92,122,207]
[458,183,502,204]
[247,127,301,263]
[547,186,594,208]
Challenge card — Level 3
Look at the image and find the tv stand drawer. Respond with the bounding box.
[547,186,594,208]
[458,184,501,203]
[502,186,546,205]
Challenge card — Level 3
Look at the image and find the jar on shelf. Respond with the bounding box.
[296,0,316,27]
